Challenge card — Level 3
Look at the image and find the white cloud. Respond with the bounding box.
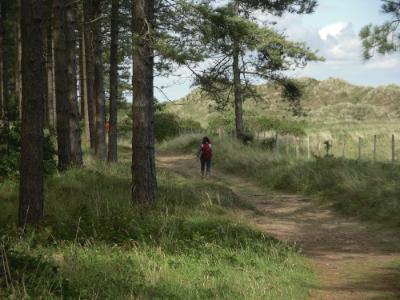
[265,14,399,86]
[318,22,349,40]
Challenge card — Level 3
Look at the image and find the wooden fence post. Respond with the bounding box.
[392,134,395,162]
[296,137,300,160]
[358,137,362,160]
[286,136,290,156]
[342,136,346,158]
[307,136,310,160]
[275,134,279,155]
[373,135,377,162]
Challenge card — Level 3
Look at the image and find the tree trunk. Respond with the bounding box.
[42,3,50,128]
[83,0,96,149]
[132,0,157,204]
[108,0,119,163]
[92,0,107,160]
[16,0,22,120]
[233,47,244,139]
[232,2,244,140]
[65,1,83,166]
[78,9,85,121]
[0,1,4,120]
[19,0,45,226]
[79,9,91,144]
[45,0,56,130]
[0,2,9,123]
[53,0,72,170]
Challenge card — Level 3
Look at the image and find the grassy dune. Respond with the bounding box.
[0,147,313,299]
[166,78,400,126]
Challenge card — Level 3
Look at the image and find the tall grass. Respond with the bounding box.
[162,134,400,226]
[0,147,313,299]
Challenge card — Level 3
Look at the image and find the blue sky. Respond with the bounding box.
[154,0,400,101]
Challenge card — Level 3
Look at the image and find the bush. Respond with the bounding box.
[155,112,181,141]
[179,118,202,134]
[0,122,56,180]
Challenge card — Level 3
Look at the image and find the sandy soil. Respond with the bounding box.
[157,153,400,300]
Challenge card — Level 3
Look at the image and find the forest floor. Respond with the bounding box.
[158,152,400,300]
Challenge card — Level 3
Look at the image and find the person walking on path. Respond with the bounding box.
[197,136,212,177]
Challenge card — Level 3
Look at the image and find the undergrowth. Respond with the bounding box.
[0,146,313,299]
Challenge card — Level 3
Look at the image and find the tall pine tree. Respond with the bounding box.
[194,0,319,139]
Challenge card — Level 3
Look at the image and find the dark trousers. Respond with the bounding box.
[200,159,211,175]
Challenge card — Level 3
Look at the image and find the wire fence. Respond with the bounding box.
[255,132,400,162]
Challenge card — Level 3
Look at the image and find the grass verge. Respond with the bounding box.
[161,134,400,227]
[0,146,313,299]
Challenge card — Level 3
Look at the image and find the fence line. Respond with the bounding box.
[251,131,400,163]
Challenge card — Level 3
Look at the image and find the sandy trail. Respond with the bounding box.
[157,153,400,300]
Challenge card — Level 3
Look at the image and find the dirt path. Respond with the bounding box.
[158,153,400,300]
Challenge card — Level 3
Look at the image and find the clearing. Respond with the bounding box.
[158,152,400,300]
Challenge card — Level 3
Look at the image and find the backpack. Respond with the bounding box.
[201,143,212,160]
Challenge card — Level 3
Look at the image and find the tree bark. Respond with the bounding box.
[45,0,56,130]
[0,1,4,120]
[53,0,72,170]
[16,0,22,120]
[232,2,244,140]
[78,9,85,121]
[132,0,157,204]
[79,8,91,144]
[83,0,96,149]
[0,2,9,123]
[65,1,83,166]
[19,0,45,226]
[42,2,50,128]
[108,0,119,163]
[92,0,107,160]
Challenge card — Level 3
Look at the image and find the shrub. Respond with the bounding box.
[155,112,181,141]
[0,122,56,180]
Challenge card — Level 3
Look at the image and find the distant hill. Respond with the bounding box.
[165,78,400,126]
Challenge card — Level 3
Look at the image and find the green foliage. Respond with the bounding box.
[239,0,317,14]
[179,118,202,132]
[0,148,313,299]
[359,1,400,59]
[122,110,203,142]
[253,116,306,136]
[155,112,181,141]
[208,112,236,134]
[0,122,56,180]
[193,1,322,109]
